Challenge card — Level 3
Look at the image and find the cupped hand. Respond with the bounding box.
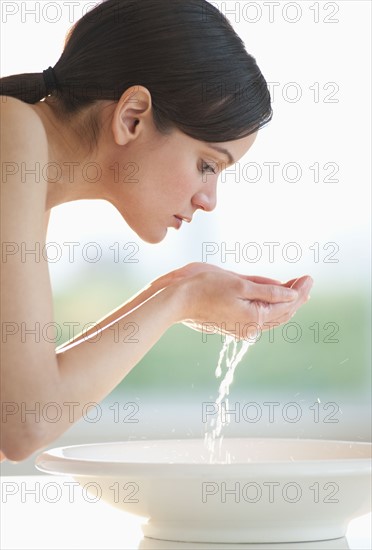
[173,263,313,340]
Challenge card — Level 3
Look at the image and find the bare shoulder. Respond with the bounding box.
[0,95,43,117]
[1,96,49,238]
[0,95,45,121]
[0,96,48,157]
[1,99,58,461]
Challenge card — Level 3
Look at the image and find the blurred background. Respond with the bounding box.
[1,0,371,474]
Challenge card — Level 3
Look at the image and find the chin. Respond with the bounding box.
[136,227,168,244]
[116,207,167,244]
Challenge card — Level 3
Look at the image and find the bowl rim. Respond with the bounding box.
[35,437,372,478]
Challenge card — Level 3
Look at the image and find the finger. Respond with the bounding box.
[283,276,313,295]
[282,278,300,288]
[224,267,282,285]
[252,284,311,325]
[290,276,313,296]
[239,275,283,285]
[254,303,294,329]
[267,308,298,327]
[244,281,298,304]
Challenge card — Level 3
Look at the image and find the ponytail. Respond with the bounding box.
[0,72,51,104]
[1,0,273,144]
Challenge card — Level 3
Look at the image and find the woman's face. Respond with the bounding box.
[99,90,258,243]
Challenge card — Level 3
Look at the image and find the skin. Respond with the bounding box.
[31,86,259,243]
[0,86,313,462]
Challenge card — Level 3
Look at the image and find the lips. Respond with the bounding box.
[175,215,192,223]
[171,215,192,230]
[173,216,182,229]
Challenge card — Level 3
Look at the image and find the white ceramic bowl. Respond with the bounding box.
[35,438,371,543]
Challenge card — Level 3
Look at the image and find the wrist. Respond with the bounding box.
[161,278,194,324]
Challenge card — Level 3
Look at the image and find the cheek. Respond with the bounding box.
[150,174,190,206]
[170,166,198,199]
[137,151,197,207]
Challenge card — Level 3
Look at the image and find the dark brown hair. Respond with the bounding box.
[0,0,273,144]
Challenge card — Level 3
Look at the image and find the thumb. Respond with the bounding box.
[245,281,298,303]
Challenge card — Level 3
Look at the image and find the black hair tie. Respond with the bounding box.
[42,66,58,95]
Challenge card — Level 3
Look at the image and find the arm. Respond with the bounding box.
[1,98,312,461]
[0,100,185,461]
[55,271,178,351]
[55,265,291,351]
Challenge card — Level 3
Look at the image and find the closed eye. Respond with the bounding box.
[201,160,217,175]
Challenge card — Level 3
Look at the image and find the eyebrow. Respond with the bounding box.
[205,144,235,166]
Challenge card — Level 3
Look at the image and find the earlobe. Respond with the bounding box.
[112,85,152,146]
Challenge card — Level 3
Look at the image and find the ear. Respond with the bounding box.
[112,85,152,145]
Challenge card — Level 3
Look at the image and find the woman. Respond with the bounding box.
[0,0,312,462]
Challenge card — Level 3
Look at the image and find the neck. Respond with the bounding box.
[30,98,110,211]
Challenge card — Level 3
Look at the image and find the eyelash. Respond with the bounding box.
[201,161,217,175]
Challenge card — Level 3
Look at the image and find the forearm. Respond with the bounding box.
[59,283,181,386]
[56,272,177,351]
[2,283,185,459]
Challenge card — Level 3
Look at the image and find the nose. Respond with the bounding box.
[191,180,217,213]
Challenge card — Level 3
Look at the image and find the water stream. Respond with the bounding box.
[204,335,253,463]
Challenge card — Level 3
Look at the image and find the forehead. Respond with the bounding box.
[207,132,258,165]
[161,128,258,165]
